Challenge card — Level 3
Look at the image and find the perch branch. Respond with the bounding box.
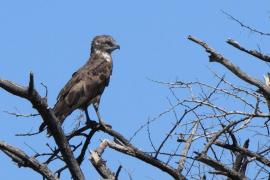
[0,74,84,180]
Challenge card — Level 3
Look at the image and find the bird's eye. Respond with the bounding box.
[106,41,113,46]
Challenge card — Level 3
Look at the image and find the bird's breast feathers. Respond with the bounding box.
[95,50,112,62]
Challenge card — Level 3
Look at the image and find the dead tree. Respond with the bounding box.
[1,13,270,180]
[0,73,187,179]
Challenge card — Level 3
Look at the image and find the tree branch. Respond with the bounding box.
[187,35,270,96]
[195,152,246,180]
[102,139,185,180]
[177,120,199,173]
[227,38,270,62]
[214,140,270,167]
[0,141,57,180]
[202,121,236,154]
[90,140,116,179]
[233,139,249,173]
[0,75,85,180]
[221,10,270,36]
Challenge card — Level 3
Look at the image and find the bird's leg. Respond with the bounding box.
[84,108,95,125]
[93,103,111,128]
[93,103,105,125]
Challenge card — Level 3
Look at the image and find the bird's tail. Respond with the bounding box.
[38,118,56,137]
[39,122,47,132]
[38,100,71,136]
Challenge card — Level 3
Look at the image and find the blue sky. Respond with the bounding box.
[0,1,269,179]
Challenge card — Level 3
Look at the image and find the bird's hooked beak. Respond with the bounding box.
[111,44,120,51]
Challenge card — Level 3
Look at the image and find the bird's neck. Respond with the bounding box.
[91,49,112,62]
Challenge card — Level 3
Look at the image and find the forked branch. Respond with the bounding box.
[188,35,270,96]
[0,141,57,180]
[0,74,84,180]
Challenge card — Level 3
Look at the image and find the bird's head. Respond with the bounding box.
[91,35,120,54]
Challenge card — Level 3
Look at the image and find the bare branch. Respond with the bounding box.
[3,110,39,118]
[195,153,247,180]
[202,120,237,154]
[215,141,270,167]
[188,35,270,96]
[0,75,85,180]
[115,165,122,180]
[221,10,270,36]
[97,139,185,180]
[233,139,249,173]
[77,129,98,165]
[0,141,57,180]
[28,72,34,95]
[227,38,270,62]
[90,140,116,179]
[178,120,199,173]
[154,78,223,159]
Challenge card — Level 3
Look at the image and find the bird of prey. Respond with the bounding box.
[39,35,120,133]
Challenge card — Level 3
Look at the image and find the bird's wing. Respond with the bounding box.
[56,67,83,102]
[56,58,110,106]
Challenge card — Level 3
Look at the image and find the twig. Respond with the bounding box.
[3,110,39,118]
[28,72,34,95]
[115,165,123,180]
[221,10,270,36]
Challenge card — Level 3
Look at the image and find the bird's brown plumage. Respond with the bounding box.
[39,35,119,132]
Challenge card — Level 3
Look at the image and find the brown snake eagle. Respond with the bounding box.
[39,35,120,133]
